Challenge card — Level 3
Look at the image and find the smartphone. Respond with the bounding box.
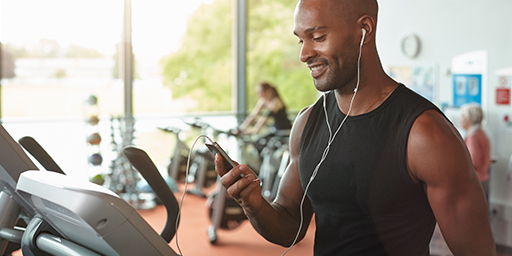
[205,141,245,182]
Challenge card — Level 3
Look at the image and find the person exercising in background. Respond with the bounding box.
[238,81,292,136]
[215,0,496,255]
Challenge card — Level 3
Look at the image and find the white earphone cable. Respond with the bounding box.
[281,30,364,256]
[176,31,365,256]
[175,134,214,256]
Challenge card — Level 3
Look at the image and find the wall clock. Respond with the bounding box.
[401,33,421,58]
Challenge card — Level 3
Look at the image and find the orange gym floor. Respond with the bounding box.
[138,189,315,256]
[12,186,315,256]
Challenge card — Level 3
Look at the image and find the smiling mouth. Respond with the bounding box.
[309,63,328,78]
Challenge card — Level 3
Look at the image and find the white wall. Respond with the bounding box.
[376,0,512,202]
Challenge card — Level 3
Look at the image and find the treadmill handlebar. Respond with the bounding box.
[122,146,180,243]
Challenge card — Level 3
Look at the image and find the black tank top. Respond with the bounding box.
[266,105,292,130]
[299,84,438,255]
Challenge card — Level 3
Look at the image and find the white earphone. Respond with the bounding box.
[361,28,366,46]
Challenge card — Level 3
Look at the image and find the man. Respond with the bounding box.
[215,0,496,255]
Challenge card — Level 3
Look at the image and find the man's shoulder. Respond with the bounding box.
[411,109,454,138]
[293,105,315,132]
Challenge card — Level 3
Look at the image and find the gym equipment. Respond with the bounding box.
[16,170,179,256]
[86,133,101,145]
[85,95,98,105]
[86,116,100,126]
[194,124,249,244]
[185,150,216,197]
[0,123,182,255]
[204,125,291,244]
[83,95,104,189]
[90,174,105,185]
[159,126,190,183]
[258,134,290,201]
[122,146,180,242]
[18,136,65,175]
[88,153,103,166]
[206,188,247,232]
[0,125,40,255]
[203,138,248,234]
[103,116,153,210]
[265,148,290,202]
[182,120,218,198]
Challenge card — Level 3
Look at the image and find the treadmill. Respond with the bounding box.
[0,123,180,255]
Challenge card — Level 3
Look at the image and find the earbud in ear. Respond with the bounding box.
[360,28,367,46]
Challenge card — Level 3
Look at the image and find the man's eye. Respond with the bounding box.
[313,35,326,42]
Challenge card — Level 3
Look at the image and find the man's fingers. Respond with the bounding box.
[238,175,261,198]
[226,173,260,200]
[219,164,243,187]
[218,163,257,191]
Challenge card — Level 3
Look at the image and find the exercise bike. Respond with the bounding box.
[205,126,293,244]
[182,119,222,198]
[159,126,191,184]
[203,125,262,244]
[258,133,290,201]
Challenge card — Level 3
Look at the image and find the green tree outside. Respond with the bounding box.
[161,0,318,114]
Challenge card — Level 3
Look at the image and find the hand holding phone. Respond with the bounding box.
[205,141,244,182]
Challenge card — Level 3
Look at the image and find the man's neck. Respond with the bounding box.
[334,78,398,116]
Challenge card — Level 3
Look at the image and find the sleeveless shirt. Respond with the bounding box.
[265,105,292,131]
[299,84,438,255]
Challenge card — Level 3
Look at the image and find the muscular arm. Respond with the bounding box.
[407,110,496,255]
[215,106,314,246]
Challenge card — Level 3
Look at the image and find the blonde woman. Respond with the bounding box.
[459,103,491,197]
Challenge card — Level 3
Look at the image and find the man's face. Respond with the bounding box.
[293,0,359,93]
